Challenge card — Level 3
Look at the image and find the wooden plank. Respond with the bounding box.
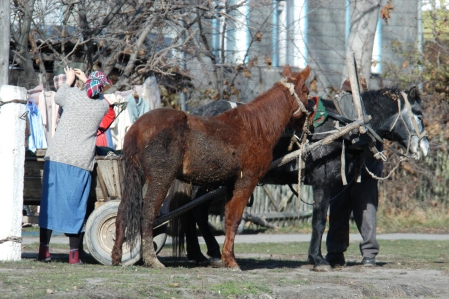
[23,177,42,199]
[22,215,39,224]
[278,190,294,211]
[24,161,44,177]
[262,185,281,212]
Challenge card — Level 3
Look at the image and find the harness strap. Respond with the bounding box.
[400,91,427,140]
[328,109,410,159]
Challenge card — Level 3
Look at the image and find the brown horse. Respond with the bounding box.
[111,65,311,269]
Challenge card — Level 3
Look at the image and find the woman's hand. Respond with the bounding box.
[64,66,76,86]
[74,68,88,83]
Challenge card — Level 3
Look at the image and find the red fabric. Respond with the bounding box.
[96,106,116,146]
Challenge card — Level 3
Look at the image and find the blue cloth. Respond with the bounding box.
[39,160,92,234]
[126,93,151,123]
[26,100,48,152]
[105,128,114,149]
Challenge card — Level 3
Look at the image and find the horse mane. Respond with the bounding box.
[361,86,409,112]
[224,82,294,142]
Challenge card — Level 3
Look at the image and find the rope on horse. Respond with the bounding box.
[279,77,310,117]
[364,156,407,181]
[278,76,313,215]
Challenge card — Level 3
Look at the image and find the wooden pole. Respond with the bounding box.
[346,51,367,134]
[0,85,27,261]
[269,116,372,171]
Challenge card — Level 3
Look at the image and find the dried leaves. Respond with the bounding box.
[380,1,394,24]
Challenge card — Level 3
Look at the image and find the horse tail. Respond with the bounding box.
[167,179,193,258]
[121,144,145,252]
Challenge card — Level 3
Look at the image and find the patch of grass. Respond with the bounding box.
[3,238,449,298]
[211,240,449,269]
[209,280,271,297]
[22,226,40,233]
[23,242,70,251]
[377,208,449,233]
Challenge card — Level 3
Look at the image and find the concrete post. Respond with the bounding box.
[0,85,27,261]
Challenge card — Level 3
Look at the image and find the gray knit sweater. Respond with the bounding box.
[44,83,109,171]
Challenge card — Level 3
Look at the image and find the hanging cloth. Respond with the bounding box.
[38,91,60,143]
[141,76,161,110]
[26,99,48,152]
[126,93,151,123]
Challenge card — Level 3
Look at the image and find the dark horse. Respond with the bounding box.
[111,65,311,269]
[167,86,430,270]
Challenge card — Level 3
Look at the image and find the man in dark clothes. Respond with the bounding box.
[325,152,383,267]
[325,78,382,268]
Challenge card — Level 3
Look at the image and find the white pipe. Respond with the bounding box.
[287,0,308,69]
[371,16,382,74]
[228,0,250,64]
[278,1,288,66]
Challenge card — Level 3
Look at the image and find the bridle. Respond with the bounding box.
[386,91,427,159]
[279,77,310,117]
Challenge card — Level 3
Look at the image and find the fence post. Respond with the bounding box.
[0,85,27,261]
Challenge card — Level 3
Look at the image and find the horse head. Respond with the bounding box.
[370,86,430,160]
[281,64,311,133]
[400,86,430,160]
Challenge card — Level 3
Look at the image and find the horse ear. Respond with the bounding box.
[298,65,311,82]
[408,86,418,100]
[282,64,292,77]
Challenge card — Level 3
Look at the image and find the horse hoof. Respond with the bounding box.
[196,259,211,267]
[227,265,241,271]
[312,264,333,272]
[209,258,226,268]
[111,259,122,266]
[144,259,165,269]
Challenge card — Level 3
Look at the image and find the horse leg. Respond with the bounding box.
[141,179,172,268]
[111,198,126,265]
[192,200,223,267]
[192,197,221,259]
[221,180,258,270]
[184,209,209,265]
[307,187,332,272]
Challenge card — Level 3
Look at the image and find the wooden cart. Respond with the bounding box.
[23,149,167,266]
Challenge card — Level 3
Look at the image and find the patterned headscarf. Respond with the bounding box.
[53,74,66,90]
[85,71,112,98]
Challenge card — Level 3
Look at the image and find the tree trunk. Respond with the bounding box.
[0,0,10,86]
[342,0,384,88]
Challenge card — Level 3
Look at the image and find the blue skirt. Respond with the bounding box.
[39,160,92,234]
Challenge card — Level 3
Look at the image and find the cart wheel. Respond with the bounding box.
[85,200,167,266]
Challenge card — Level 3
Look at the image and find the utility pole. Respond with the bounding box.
[0,1,27,261]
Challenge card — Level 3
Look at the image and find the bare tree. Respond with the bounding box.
[342,0,391,88]
[0,0,10,86]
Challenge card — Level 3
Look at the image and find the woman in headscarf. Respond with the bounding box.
[38,67,111,264]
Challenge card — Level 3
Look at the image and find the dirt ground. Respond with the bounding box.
[2,245,448,299]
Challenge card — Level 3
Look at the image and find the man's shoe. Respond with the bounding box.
[325,253,346,268]
[361,257,376,267]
